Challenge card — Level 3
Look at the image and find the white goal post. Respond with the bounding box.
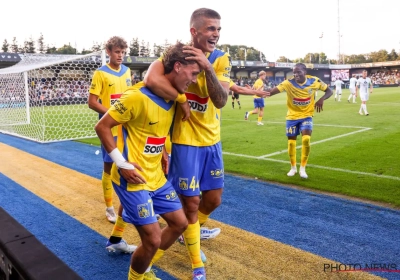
[0,51,105,143]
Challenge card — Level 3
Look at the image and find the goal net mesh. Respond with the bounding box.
[0,52,102,143]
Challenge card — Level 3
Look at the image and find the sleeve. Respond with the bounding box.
[108,91,136,124]
[319,79,328,91]
[229,80,235,88]
[89,70,103,96]
[276,80,288,93]
[214,53,231,83]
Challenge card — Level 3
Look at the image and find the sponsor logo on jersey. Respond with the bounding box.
[293,97,311,106]
[137,203,150,218]
[143,136,166,155]
[110,93,122,106]
[179,178,188,190]
[126,78,132,86]
[113,99,127,114]
[185,92,209,113]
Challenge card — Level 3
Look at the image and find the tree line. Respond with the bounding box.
[2,34,399,64]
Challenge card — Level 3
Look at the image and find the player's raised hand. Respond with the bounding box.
[120,162,147,184]
[179,100,191,121]
[315,98,324,113]
[183,46,211,71]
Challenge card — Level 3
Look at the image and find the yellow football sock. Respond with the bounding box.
[149,249,165,268]
[198,211,209,226]
[301,135,311,167]
[102,171,113,207]
[249,111,254,115]
[110,216,127,238]
[288,139,297,167]
[128,267,144,280]
[183,221,203,269]
[257,116,262,123]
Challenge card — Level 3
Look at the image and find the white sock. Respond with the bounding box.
[363,104,368,113]
[348,95,351,101]
[300,166,306,172]
[359,105,363,113]
[352,95,356,103]
[338,94,341,101]
[291,165,297,171]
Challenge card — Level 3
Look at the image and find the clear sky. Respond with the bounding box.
[2,0,399,61]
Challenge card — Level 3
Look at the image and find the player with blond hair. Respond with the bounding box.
[245,70,267,125]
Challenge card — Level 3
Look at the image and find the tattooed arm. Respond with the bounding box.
[183,46,230,109]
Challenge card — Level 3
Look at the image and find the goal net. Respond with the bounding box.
[0,52,103,143]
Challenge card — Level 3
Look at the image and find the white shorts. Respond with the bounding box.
[360,92,369,101]
[336,89,342,94]
[349,87,356,94]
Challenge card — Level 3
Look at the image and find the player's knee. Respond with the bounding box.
[302,135,311,146]
[204,195,222,211]
[142,234,161,251]
[182,196,201,214]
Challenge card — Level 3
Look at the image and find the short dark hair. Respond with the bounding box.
[190,8,221,28]
[105,36,128,51]
[163,42,198,74]
[294,63,307,72]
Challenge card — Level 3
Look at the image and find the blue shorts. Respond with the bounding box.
[168,142,224,197]
[253,98,264,108]
[286,117,313,137]
[101,136,117,163]
[113,181,181,226]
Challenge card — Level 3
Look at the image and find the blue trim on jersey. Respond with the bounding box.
[208,49,225,64]
[98,64,129,77]
[140,87,174,111]
[117,126,130,189]
[288,77,316,89]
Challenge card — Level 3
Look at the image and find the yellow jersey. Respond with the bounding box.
[276,75,328,120]
[108,82,175,192]
[172,49,231,146]
[90,63,131,135]
[252,78,264,98]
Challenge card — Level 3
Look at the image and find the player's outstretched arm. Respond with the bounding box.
[266,87,281,97]
[315,87,333,113]
[230,84,268,97]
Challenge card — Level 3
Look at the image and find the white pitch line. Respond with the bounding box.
[259,127,372,158]
[221,118,370,129]
[222,151,400,181]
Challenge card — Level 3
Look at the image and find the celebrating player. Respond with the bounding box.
[95,42,201,280]
[144,8,230,280]
[266,63,333,179]
[245,71,267,125]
